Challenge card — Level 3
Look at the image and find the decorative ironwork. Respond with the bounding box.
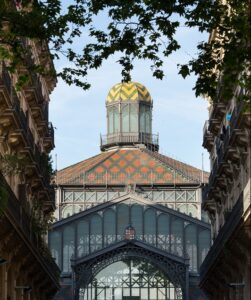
[125,225,135,240]
[100,133,159,151]
[200,193,243,280]
[72,241,188,300]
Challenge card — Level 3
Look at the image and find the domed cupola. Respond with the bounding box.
[100,81,159,151]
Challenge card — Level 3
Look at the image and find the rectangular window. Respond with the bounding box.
[122,104,129,133]
[130,104,138,132]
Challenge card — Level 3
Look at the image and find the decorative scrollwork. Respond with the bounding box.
[73,241,188,300]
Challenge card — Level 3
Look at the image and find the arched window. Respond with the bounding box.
[77,220,89,257]
[117,203,130,240]
[185,224,197,272]
[145,106,151,133]
[144,208,156,245]
[198,229,210,266]
[81,259,182,300]
[50,231,62,269]
[171,218,184,256]
[108,106,119,134]
[63,226,75,272]
[188,205,198,218]
[108,107,113,134]
[131,204,143,240]
[140,104,151,133]
[114,106,119,133]
[104,209,116,246]
[122,104,129,133]
[90,214,102,253]
[130,104,138,132]
[157,214,170,251]
[62,205,74,218]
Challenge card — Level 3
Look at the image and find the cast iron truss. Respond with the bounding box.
[72,240,189,300]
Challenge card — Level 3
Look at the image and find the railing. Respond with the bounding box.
[204,102,244,200]
[100,133,159,150]
[0,62,12,96]
[0,172,60,280]
[203,120,209,138]
[200,193,243,279]
[1,60,49,122]
[1,63,54,193]
[47,121,55,143]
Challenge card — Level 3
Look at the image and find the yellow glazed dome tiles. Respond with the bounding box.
[106,82,152,103]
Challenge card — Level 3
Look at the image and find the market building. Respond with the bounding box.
[50,82,210,300]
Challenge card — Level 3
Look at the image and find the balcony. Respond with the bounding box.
[203,102,249,202]
[0,62,13,107]
[209,102,226,120]
[0,172,60,285]
[200,193,243,280]
[43,121,55,151]
[1,77,54,205]
[202,120,214,151]
[207,118,221,135]
[100,132,159,151]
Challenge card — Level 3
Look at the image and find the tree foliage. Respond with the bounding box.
[0,0,250,103]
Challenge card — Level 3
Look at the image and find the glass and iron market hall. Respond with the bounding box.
[49,82,211,300]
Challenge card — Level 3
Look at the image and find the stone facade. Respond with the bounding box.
[0,33,59,300]
[201,87,251,299]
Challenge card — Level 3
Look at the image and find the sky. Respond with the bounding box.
[49,19,210,172]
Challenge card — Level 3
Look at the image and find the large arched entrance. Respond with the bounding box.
[72,241,188,300]
[79,258,182,300]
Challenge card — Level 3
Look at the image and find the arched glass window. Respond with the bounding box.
[108,106,119,134]
[77,220,89,257]
[104,209,116,246]
[171,218,183,256]
[62,205,74,219]
[90,214,102,253]
[117,204,129,241]
[108,107,113,134]
[188,205,198,218]
[50,231,62,269]
[198,229,210,266]
[185,224,197,272]
[140,104,151,133]
[122,104,129,133]
[145,106,151,133]
[63,226,75,272]
[140,105,146,133]
[114,106,119,133]
[178,204,187,215]
[131,204,143,240]
[144,208,156,245]
[157,214,170,251]
[80,259,183,300]
[130,104,138,132]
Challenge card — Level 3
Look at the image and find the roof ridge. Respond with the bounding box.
[141,149,202,183]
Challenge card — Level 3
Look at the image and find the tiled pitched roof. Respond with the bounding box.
[56,148,208,185]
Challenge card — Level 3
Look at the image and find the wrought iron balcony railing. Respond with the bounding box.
[1,63,54,193]
[0,172,60,280]
[200,193,243,280]
[203,102,245,201]
[100,132,159,151]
